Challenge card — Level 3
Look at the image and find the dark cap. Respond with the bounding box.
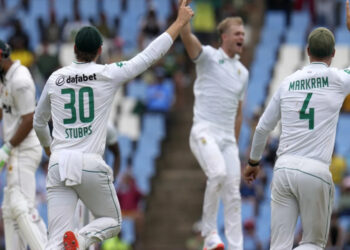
[308,27,335,59]
[75,26,103,53]
[0,40,11,58]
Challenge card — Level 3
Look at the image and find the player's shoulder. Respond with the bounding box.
[97,61,128,80]
[9,63,34,89]
[317,67,350,85]
[11,63,31,80]
[332,67,350,85]
[104,61,126,71]
[199,45,217,57]
[46,66,69,85]
[202,45,216,53]
[281,69,301,85]
[333,67,350,76]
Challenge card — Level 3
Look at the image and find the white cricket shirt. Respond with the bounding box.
[34,32,173,156]
[0,60,40,148]
[250,62,350,165]
[193,46,248,132]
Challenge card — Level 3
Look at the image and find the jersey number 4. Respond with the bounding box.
[299,93,314,130]
[61,87,94,124]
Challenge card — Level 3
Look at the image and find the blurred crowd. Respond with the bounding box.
[267,0,340,29]
[0,0,350,249]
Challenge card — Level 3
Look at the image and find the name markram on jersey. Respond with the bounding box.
[288,77,329,91]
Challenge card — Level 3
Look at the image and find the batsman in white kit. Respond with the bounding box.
[0,40,47,249]
[243,27,350,250]
[180,16,248,250]
[33,1,194,249]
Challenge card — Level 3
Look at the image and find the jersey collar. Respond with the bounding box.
[72,61,96,65]
[218,47,240,62]
[5,60,21,82]
[306,62,329,68]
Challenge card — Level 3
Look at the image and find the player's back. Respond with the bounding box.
[277,63,350,165]
[47,62,122,155]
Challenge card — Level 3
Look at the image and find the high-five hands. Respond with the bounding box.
[177,0,194,26]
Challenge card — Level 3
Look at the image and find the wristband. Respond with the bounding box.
[3,142,13,154]
[248,159,260,167]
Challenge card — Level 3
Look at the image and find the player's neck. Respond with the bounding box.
[309,57,331,66]
[221,46,237,59]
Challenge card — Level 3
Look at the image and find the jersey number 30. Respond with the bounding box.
[299,93,314,130]
[61,87,94,124]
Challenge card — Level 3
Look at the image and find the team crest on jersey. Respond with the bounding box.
[116,62,125,68]
[200,137,207,145]
[218,59,224,64]
[344,69,350,75]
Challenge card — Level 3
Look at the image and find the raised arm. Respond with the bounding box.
[180,21,202,60]
[166,0,194,41]
[110,0,194,83]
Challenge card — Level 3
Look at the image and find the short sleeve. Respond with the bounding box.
[193,45,212,64]
[13,78,36,115]
[341,68,350,94]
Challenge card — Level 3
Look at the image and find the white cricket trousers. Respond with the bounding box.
[46,153,122,249]
[2,144,47,250]
[271,155,334,250]
[190,122,242,250]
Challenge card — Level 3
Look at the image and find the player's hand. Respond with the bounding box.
[44,146,51,157]
[243,164,260,184]
[0,143,12,169]
[177,0,194,27]
[347,0,350,31]
[178,0,192,5]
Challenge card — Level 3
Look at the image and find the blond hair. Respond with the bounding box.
[217,17,244,36]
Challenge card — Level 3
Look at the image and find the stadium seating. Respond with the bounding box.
[336,114,350,158]
[2,1,350,247]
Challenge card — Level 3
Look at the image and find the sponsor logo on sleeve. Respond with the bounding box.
[116,62,125,68]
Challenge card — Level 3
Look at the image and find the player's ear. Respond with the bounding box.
[98,46,102,55]
[306,47,311,57]
[331,49,335,58]
[221,33,227,43]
